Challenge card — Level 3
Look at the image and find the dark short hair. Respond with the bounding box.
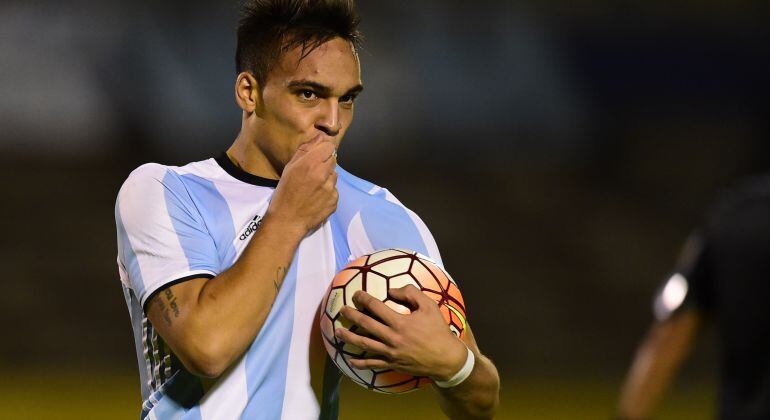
[236,0,362,86]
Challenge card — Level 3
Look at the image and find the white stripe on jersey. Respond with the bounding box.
[346,212,376,257]
[199,355,249,419]
[382,189,442,264]
[281,223,337,420]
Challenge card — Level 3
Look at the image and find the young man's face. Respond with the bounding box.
[254,37,363,170]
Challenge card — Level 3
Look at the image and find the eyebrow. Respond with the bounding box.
[287,80,364,97]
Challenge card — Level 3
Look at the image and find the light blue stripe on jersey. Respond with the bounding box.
[241,258,298,419]
[335,166,430,256]
[336,166,376,195]
[358,197,430,257]
[116,201,148,300]
[162,171,227,275]
[180,173,238,268]
[333,167,374,230]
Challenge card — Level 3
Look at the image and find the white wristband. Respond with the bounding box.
[434,346,475,388]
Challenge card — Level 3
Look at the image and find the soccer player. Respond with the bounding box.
[617,176,770,419]
[114,1,500,419]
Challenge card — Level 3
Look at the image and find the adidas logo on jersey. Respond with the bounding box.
[239,215,263,241]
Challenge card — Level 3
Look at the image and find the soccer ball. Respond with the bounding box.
[319,248,467,394]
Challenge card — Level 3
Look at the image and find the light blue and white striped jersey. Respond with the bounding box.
[115,154,442,420]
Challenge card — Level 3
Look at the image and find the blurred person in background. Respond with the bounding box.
[617,175,770,420]
[114,0,499,419]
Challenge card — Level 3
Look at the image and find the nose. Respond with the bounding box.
[315,100,340,137]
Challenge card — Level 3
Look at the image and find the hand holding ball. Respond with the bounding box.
[319,249,467,394]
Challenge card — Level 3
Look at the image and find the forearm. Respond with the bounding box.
[617,311,699,419]
[159,212,305,376]
[435,350,500,419]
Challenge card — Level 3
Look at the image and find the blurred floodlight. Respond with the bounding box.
[653,273,689,321]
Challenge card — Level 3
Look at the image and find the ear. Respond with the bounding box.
[235,72,262,116]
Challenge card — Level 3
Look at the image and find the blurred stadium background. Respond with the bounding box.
[1,1,768,418]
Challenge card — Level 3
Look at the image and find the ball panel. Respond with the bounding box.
[334,316,354,332]
[367,249,408,264]
[372,369,414,387]
[348,255,369,268]
[325,287,345,319]
[422,289,443,304]
[371,255,412,277]
[351,364,374,385]
[408,260,442,292]
[384,299,411,315]
[334,353,368,387]
[330,267,360,288]
[343,273,363,307]
[366,272,388,302]
[389,273,420,290]
[373,376,423,394]
[320,313,334,338]
[424,260,451,290]
[445,282,466,311]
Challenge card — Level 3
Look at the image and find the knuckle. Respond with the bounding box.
[392,317,405,329]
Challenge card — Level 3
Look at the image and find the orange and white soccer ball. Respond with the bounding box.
[319,248,467,394]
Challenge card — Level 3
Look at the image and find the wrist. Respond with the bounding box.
[432,337,470,382]
[262,211,308,240]
[434,345,475,388]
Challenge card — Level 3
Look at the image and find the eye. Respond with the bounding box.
[299,90,317,101]
[340,94,356,104]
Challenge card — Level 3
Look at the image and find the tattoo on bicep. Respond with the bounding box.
[155,296,173,326]
[164,288,181,318]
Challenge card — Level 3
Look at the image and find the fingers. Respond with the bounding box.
[291,135,334,162]
[340,305,395,344]
[349,358,392,371]
[322,146,338,163]
[387,285,429,310]
[324,169,338,188]
[292,135,321,160]
[334,328,391,357]
[352,290,402,327]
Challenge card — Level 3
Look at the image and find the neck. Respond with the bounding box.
[226,131,281,180]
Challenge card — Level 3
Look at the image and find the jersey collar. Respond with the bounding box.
[215,152,280,188]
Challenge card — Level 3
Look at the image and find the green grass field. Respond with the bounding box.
[0,370,713,419]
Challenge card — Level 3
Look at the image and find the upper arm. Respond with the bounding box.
[115,164,220,308]
[145,278,208,344]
